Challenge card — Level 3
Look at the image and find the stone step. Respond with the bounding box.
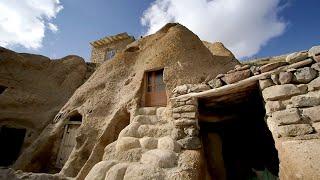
[137,107,157,115]
[132,115,158,125]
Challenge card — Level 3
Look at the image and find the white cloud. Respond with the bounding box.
[141,0,286,58]
[0,0,63,49]
[48,23,58,33]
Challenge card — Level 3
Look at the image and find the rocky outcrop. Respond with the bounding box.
[0,47,91,172]
[8,23,237,179]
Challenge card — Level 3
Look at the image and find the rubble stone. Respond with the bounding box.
[222,69,251,84]
[308,45,320,59]
[302,106,320,122]
[262,84,304,101]
[158,136,181,152]
[208,78,224,88]
[172,105,197,113]
[311,62,320,72]
[271,73,280,85]
[291,92,320,107]
[140,149,177,168]
[259,79,274,90]
[294,67,318,83]
[271,108,302,125]
[265,101,285,114]
[308,77,320,91]
[286,52,308,64]
[177,137,201,149]
[139,137,158,149]
[278,124,313,137]
[279,71,293,84]
[259,62,287,73]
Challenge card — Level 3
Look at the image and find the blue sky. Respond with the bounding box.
[0,0,319,61]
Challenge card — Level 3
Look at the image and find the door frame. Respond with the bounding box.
[141,68,167,107]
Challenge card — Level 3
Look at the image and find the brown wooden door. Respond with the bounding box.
[145,69,167,107]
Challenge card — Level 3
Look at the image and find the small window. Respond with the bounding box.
[105,49,116,61]
[69,113,82,122]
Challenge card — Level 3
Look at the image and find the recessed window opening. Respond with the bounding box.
[69,112,82,122]
[105,49,116,61]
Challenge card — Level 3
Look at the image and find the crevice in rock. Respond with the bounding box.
[199,86,279,180]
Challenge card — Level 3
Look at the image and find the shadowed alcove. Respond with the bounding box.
[198,84,279,180]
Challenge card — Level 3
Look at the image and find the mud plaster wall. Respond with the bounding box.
[90,38,135,64]
[12,24,239,179]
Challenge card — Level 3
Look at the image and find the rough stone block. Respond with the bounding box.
[259,62,287,73]
[156,107,166,118]
[184,126,199,137]
[158,136,181,152]
[278,124,313,137]
[291,92,320,107]
[174,118,197,127]
[265,101,285,114]
[172,113,181,119]
[188,83,210,93]
[286,52,308,64]
[104,163,128,180]
[279,71,293,84]
[311,62,320,72]
[208,78,223,88]
[262,84,303,101]
[259,79,274,90]
[185,98,198,105]
[308,45,320,58]
[222,69,251,84]
[271,108,302,125]
[172,105,197,113]
[139,137,158,149]
[177,137,201,149]
[137,107,157,115]
[293,67,318,83]
[116,137,141,152]
[308,77,320,91]
[140,149,177,168]
[302,106,320,122]
[180,112,197,119]
[312,122,320,132]
[271,73,280,85]
[85,160,117,180]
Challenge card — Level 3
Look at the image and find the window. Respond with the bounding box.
[105,49,116,61]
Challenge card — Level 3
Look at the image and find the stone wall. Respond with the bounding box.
[260,46,320,179]
[90,38,134,64]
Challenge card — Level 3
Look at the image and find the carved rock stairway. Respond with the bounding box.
[85,106,201,180]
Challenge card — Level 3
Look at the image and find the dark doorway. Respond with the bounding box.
[144,69,167,107]
[199,87,279,180]
[0,85,7,94]
[0,126,26,167]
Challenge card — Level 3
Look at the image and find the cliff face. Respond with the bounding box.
[10,23,238,178]
[0,47,89,171]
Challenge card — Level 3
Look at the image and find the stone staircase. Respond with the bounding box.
[85,106,199,180]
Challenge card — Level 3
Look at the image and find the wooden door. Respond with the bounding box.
[145,69,167,107]
[55,123,80,168]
